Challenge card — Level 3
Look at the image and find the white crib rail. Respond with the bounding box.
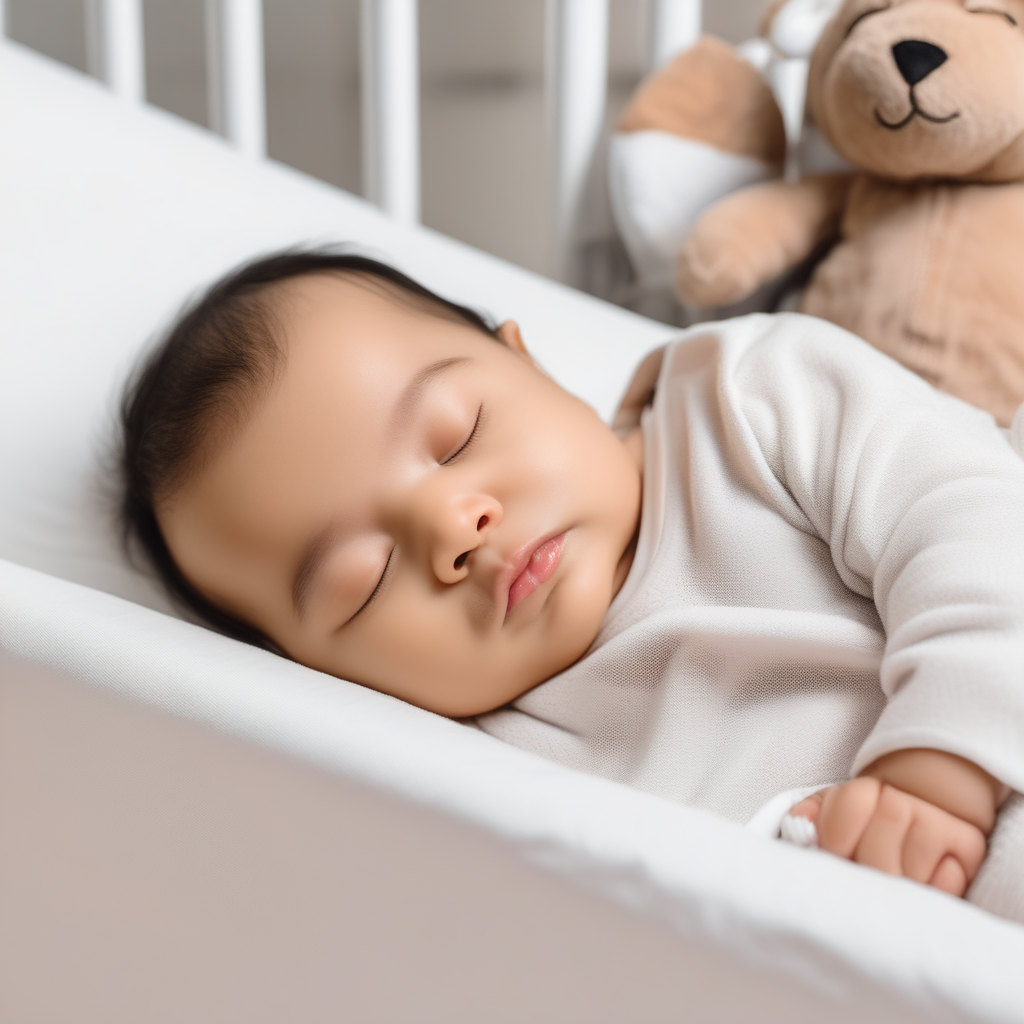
[206,0,267,160]
[647,0,702,71]
[3,0,704,282]
[547,0,609,283]
[84,0,145,103]
[547,0,702,283]
[361,0,420,225]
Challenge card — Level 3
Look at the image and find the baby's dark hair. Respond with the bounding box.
[120,248,501,648]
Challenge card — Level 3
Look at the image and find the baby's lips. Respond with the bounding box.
[506,532,566,614]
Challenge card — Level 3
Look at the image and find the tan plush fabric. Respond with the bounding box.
[801,178,1024,426]
[678,173,851,308]
[807,0,1024,182]
[618,35,786,168]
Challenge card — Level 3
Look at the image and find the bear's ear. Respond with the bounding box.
[609,35,786,293]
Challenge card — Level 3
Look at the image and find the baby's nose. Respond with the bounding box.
[431,496,502,584]
[892,40,947,87]
[452,514,492,570]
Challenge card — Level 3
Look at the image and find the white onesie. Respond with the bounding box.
[475,312,1024,921]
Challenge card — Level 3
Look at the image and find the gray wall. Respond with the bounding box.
[6,0,764,276]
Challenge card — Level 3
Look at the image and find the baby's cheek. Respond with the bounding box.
[358,599,492,712]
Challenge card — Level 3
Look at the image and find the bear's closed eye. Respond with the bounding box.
[845,4,891,37]
[965,6,1018,25]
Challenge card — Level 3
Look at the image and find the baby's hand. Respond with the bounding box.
[789,779,987,896]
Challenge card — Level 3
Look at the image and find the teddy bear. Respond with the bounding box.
[611,0,1024,425]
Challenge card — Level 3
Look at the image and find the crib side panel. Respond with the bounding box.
[0,655,933,1024]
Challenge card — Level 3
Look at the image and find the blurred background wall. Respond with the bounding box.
[6,0,763,278]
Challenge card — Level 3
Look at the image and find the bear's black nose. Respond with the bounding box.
[892,40,948,86]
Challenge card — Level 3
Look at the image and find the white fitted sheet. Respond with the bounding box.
[2,39,1023,1022]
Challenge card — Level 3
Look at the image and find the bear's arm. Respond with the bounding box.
[676,173,852,308]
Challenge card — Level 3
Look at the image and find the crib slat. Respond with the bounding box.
[647,0,701,71]
[85,0,146,103]
[547,0,609,284]
[361,0,420,224]
[206,0,267,159]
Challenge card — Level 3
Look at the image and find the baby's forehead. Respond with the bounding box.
[272,271,479,343]
[268,274,515,404]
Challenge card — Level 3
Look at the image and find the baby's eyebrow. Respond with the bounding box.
[292,356,470,619]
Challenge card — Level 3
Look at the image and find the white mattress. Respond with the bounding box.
[2,39,1023,1023]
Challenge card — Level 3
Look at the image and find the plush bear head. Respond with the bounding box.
[807,0,1024,181]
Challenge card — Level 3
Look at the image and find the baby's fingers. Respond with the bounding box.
[792,779,988,899]
[930,855,968,896]
[851,783,913,876]
[815,777,883,859]
[901,807,986,895]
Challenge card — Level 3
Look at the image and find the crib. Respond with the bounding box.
[1,0,737,292]
[2,5,1024,1022]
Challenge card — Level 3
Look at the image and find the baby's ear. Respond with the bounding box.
[496,320,530,358]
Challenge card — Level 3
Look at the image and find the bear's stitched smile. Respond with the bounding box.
[875,88,961,129]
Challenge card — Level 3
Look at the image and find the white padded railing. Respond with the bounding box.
[1,0,703,280]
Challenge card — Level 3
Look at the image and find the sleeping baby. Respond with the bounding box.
[121,250,1024,922]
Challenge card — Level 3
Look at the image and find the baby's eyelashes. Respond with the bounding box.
[333,547,396,630]
[439,405,483,465]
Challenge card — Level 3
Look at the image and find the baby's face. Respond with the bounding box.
[159,275,642,715]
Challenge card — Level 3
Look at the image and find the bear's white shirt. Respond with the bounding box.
[476,314,1024,832]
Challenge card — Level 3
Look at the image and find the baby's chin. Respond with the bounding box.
[494,588,611,704]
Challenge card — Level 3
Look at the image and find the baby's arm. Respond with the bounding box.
[676,174,851,308]
[730,317,1024,867]
[790,749,1009,896]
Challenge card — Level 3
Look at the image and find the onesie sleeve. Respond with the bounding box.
[722,313,1024,793]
